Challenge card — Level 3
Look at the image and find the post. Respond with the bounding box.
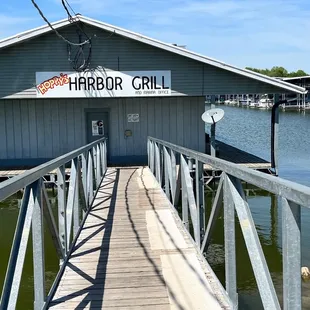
[181,155,189,230]
[96,144,101,187]
[211,123,216,157]
[211,94,216,109]
[57,165,67,257]
[195,159,205,239]
[282,198,301,310]
[155,143,161,184]
[87,149,94,205]
[170,149,177,201]
[73,159,80,236]
[163,147,171,201]
[271,99,286,176]
[224,174,237,308]
[81,152,88,202]
[32,180,45,310]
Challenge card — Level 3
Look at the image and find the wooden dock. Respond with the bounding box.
[48,167,229,309]
[205,140,271,171]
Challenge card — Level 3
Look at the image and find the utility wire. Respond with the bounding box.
[30,0,89,46]
[61,0,73,20]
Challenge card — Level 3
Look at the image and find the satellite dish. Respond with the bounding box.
[201,108,225,124]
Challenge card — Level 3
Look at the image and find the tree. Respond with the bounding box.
[245,66,308,77]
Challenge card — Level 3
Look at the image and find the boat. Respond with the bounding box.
[256,94,273,108]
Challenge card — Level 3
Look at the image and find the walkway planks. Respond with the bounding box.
[49,167,229,309]
[205,140,271,170]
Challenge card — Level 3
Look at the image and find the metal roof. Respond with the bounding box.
[0,15,306,94]
[282,76,310,81]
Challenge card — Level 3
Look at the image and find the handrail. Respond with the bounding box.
[147,136,307,310]
[0,138,108,310]
[0,138,107,202]
[148,136,310,207]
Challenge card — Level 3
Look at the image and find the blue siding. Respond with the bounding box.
[0,97,205,166]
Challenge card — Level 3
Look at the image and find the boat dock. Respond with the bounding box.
[205,140,272,172]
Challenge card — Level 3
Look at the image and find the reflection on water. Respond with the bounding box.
[205,106,310,309]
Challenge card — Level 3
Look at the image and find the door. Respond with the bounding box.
[86,112,109,143]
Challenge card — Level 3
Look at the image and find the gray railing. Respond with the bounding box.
[0,138,107,310]
[148,136,310,310]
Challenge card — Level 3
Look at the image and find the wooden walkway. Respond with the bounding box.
[48,167,229,309]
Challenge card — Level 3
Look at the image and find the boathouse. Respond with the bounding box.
[0,15,306,167]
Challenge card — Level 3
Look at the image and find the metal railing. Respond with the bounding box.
[0,138,107,310]
[147,136,310,310]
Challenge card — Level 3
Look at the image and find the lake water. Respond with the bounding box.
[205,105,310,309]
[1,105,310,309]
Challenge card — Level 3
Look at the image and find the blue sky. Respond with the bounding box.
[1,0,310,72]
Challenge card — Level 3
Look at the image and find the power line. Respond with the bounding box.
[61,0,73,20]
[30,0,89,46]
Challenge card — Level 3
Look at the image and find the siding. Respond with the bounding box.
[0,97,205,165]
[0,23,288,99]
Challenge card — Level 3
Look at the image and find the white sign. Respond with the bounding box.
[127,114,139,122]
[92,120,104,136]
[35,70,171,98]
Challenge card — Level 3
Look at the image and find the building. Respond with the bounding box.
[0,15,306,168]
[280,76,310,108]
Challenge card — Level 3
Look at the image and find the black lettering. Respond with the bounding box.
[142,76,150,90]
[78,77,87,90]
[106,77,114,91]
[115,77,123,90]
[69,77,78,91]
[154,76,161,89]
[132,76,141,90]
[162,76,169,89]
[87,77,95,90]
[97,77,104,90]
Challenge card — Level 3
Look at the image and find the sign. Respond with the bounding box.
[127,114,139,122]
[35,70,171,98]
[92,120,104,136]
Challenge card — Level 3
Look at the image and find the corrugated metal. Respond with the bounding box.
[0,23,288,99]
[0,97,205,165]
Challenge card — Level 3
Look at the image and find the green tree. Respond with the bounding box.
[245,66,308,77]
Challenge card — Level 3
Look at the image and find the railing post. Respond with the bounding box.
[65,158,78,247]
[73,159,81,237]
[92,146,97,183]
[155,142,161,184]
[57,165,67,257]
[195,159,205,241]
[100,142,104,176]
[282,198,301,310]
[96,144,101,188]
[147,139,150,168]
[223,173,238,308]
[170,149,176,201]
[163,147,171,201]
[150,141,155,173]
[180,155,189,231]
[32,179,45,310]
[87,149,94,206]
[0,186,32,310]
[81,151,88,203]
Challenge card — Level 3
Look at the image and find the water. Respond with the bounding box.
[205,105,310,309]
